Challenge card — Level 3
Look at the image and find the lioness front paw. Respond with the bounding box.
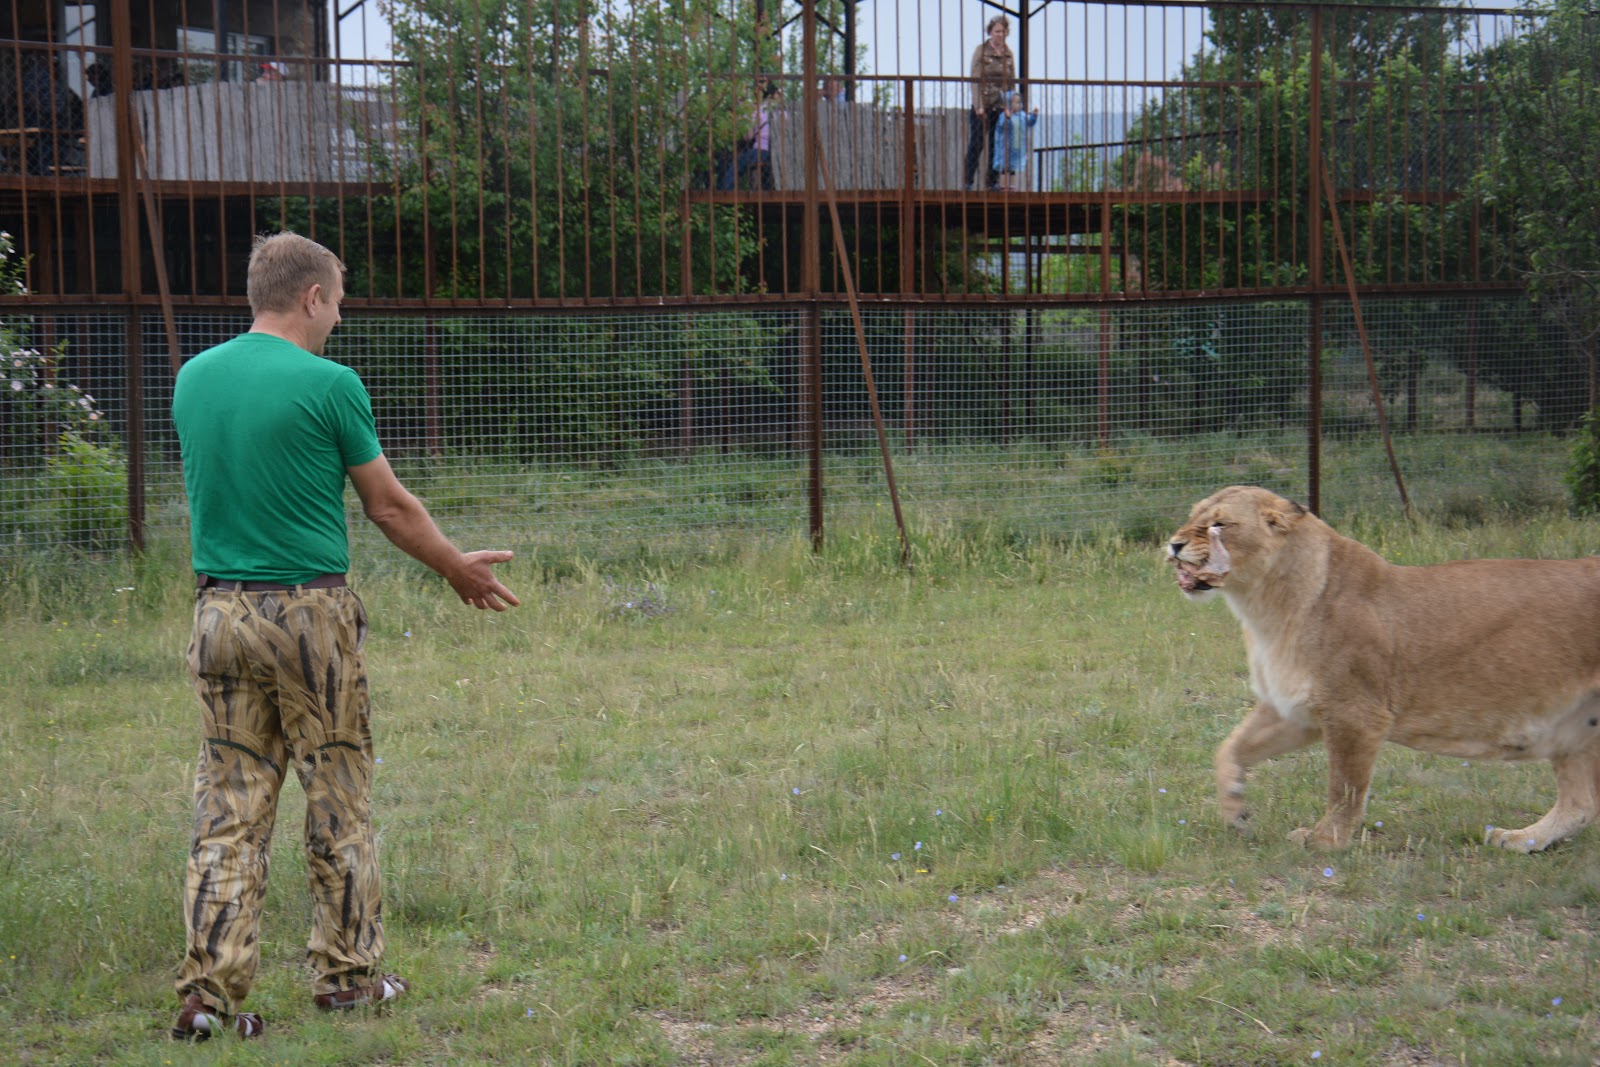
[1484,826,1549,853]
[1287,826,1346,850]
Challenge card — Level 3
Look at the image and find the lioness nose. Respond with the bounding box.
[1168,540,1185,557]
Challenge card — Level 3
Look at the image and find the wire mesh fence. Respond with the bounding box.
[0,291,1579,565]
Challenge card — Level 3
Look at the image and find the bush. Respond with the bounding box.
[1564,409,1600,516]
[44,431,126,549]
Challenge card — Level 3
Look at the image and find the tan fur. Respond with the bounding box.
[1168,485,1600,852]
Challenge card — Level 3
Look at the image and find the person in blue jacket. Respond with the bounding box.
[992,90,1038,191]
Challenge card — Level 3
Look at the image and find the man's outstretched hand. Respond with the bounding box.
[450,550,521,611]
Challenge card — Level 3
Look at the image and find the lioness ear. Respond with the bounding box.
[1262,502,1305,532]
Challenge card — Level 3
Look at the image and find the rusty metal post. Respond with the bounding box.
[802,0,823,550]
[111,0,146,551]
[901,77,915,451]
[1307,8,1324,514]
[1308,295,1323,514]
[125,307,147,553]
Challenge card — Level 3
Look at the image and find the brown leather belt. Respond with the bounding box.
[197,573,347,592]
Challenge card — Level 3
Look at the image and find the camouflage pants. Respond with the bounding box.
[176,584,387,1013]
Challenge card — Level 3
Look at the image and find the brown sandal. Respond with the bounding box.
[314,973,410,1011]
[170,992,265,1040]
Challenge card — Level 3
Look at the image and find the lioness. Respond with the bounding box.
[1168,485,1600,852]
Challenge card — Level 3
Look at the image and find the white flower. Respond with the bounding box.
[88,411,100,420]
[9,379,21,391]
[78,397,90,408]
[83,394,94,403]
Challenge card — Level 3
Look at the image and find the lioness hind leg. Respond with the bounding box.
[1485,752,1600,854]
[1214,702,1320,832]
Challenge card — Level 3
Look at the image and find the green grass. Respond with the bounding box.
[2,512,1598,1065]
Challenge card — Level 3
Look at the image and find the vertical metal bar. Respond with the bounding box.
[901,77,915,451]
[1308,9,1324,515]
[1308,294,1322,514]
[125,307,146,553]
[111,0,145,551]
[1309,9,1323,294]
[803,0,823,550]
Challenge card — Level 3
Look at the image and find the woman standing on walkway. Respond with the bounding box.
[964,15,1016,192]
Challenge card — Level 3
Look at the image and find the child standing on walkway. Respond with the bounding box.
[992,91,1039,192]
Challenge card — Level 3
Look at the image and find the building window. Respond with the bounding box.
[177,28,274,84]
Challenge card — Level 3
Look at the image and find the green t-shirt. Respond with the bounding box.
[172,332,383,583]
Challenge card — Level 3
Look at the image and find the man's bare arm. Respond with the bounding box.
[347,455,520,611]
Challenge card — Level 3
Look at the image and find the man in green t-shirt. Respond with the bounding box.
[168,232,519,1041]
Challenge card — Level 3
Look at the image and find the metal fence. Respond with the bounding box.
[0,291,1577,562]
[0,2,1549,303]
[0,2,1587,562]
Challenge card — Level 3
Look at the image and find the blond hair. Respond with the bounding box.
[246,232,344,315]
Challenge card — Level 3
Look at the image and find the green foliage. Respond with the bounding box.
[1475,0,1600,423]
[1,232,110,467]
[0,231,127,551]
[1564,409,1600,516]
[42,431,126,549]
[334,311,787,462]
[1124,6,1484,295]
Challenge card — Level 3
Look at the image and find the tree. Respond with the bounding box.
[343,0,778,301]
[1122,1,1483,295]
[1475,0,1600,413]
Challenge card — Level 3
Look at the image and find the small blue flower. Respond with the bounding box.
[948,894,959,903]
[1417,913,1426,921]
[526,1008,534,1018]
[404,630,412,638]
[792,787,800,795]
[375,757,384,764]
[914,841,922,850]
[1322,867,1334,878]
[891,852,901,861]
[1553,996,1563,1007]
[779,873,787,881]
[1462,761,1470,767]
[1311,1053,1321,1061]
[898,954,907,962]
[1158,788,1167,794]
[935,809,942,816]
[1179,819,1187,825]
[1374,821,1383,828]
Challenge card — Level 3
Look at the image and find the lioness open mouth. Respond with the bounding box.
[1173,560,1213,592]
